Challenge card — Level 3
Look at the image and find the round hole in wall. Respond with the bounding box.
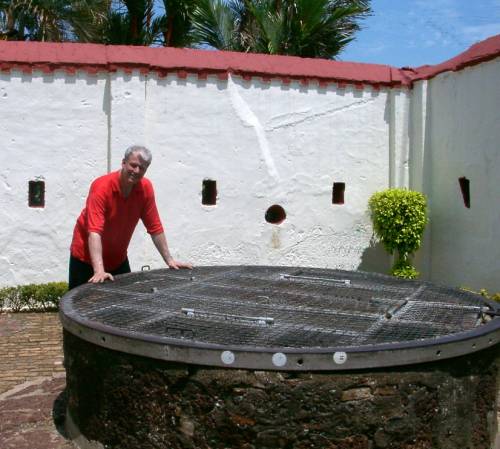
[265,205,286,225]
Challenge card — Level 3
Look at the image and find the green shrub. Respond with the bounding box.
[0,287,15,311]
[368,188,428,279]
[491,293,500,302]
[461,287,500,302]
[0,282,68,312]
[390,258,420,279]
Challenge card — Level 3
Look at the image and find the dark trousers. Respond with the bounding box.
[68,256,131,290]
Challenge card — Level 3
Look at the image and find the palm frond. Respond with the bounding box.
[190,0,242,50]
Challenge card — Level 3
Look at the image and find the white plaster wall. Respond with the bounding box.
[108,71,152,267]
[131,73,392,273]
[1,58,498,290]
[0,70,108,286]
[408,80,432,280]
[389,89,411,189]
[0,68,398,287]
[424,58,500,291]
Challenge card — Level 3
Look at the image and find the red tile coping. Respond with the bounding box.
[0,34,499,88]
[409,34,500,81]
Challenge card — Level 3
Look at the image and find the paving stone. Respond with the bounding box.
[0,313,74,448]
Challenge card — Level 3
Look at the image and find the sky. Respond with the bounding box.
[339,0,500,68]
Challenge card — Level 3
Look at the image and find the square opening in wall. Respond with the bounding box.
[332,182,345,205]
[202,180,217,206]
[29,180,45,208]
[458,177,470,208]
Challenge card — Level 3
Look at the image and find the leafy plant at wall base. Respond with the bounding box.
[368,188,428,279]
[461,287,500,302]
[483,291,500,302]
[390,258,419,279]
[0,282,68,312]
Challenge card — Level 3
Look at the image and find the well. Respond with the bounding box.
[60,266,500,449]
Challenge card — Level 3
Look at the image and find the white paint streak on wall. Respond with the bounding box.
[266,96,377,131]
[409,80,428,192]
[409,80,431,279]
[227,74,280,181]
[389,89,411,189]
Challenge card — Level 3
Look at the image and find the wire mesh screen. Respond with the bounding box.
[62,266,495,351]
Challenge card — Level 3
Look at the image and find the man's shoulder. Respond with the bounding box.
[139,177,154,194]
[90,171,120,192]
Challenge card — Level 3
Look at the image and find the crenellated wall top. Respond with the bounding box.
[1,34,498,89]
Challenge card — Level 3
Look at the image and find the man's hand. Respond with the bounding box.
[151,233,193,270]
[166,257,193,270]
[88,233,114,283]
[88,271,114,283]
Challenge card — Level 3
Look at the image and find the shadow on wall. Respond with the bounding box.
[357,241,391,274]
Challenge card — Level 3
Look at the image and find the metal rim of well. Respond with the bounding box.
[59,266,500,371]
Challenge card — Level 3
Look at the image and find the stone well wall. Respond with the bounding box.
[64,330,499,449]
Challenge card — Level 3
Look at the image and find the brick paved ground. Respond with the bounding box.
[0,313,65,395]
[0,312,74,448]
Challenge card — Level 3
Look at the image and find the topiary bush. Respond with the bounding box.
[0,282,68,312]
[368,188,428,279]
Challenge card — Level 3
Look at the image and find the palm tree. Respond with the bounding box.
[188,0,246,51]
[0,0,195,46]
[98,0,160,45]
[160,0,195,47]
[0,0,109,42]
[95,0,196,46]
[1,0,370,56]
[190,0,371,59]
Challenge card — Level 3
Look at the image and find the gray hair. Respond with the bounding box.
[124,145,152,165]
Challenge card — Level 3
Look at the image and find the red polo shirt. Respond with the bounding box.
[70,170,164,271]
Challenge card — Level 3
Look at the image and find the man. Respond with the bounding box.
[69,145,192,289]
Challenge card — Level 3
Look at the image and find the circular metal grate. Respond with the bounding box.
[60,266,500,370]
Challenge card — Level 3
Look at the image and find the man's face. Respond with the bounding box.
[121,152,149,187]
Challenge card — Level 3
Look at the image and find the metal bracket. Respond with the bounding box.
[181,308,274,326]
[280,273,351,285]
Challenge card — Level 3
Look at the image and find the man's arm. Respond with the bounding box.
[151,232,193,270]
[88,232,114,283]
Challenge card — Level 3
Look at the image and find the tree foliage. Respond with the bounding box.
[95,0,196,46]
[98,0,160,45]
[0,0,109,42]
[0,0,195,45]
[1,0,371,58]
[368,188,428,279]
[191,0,371,58]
